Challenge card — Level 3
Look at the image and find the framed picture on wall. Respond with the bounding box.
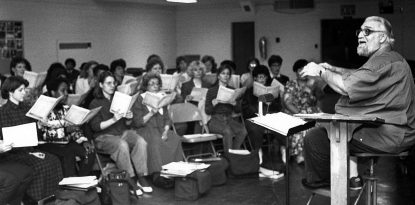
[0,21,23,60]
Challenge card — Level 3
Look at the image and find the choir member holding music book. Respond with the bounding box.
[35,77,95,177]
[180,61,211,134]
[23,71,47,89]
[205,66,247,152]
[0,76,63,202]
[88,71,150,195]
[131,73,183,185]
[242,65,284,153]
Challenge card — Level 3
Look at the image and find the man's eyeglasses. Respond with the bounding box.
[356,28,385,37]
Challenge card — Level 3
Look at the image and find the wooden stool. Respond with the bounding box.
[352,151,409,205]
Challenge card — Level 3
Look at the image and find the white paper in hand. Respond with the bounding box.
[2,122,38,147]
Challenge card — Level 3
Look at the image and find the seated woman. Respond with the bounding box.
[242,65,283,150]
[240,58,260,88]
[180,61,211,134]
[131,73,183,181]
[9,56,32,77]
[181,60,211,102]
[0,142,34,205]
[37,76,95,177]
[0,76,63,203]
[88,71,150,194]
[282,59,322,164]
[205,65,247,152]
[110,58,127,86]
[75,61,98,95]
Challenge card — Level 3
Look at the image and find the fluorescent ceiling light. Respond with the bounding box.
[166,0,197,3]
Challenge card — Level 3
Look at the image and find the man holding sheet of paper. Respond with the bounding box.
[0,76,63,202]
[205,66,247,152]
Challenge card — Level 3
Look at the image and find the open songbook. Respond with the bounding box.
[121,75,137,85]
[189,87,208,102]
[2,122,38,147]
[253,81,279,98]
[110,91,140,117]
[23,71,47,88]
[117,80,139,95]
[228,74,241,89]
[248,112,315,136]
[160,74,180,90]
[26,95,64,122]
[142,91,176,109]
[64,105,102,125]
[216,85,245,103]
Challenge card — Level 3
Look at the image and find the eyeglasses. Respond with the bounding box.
[148,82,160,86]
[356,28,385,37]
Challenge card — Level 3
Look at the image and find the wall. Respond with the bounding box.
[176,0,415,80]
[0,0,176,73]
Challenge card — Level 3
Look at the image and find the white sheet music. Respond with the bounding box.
[2,122,38,147]
[249,112,307,136]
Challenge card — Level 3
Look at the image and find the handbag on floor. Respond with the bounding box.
[95,153,135,205]
[174,170,212,200]
[205,158,229,186]
[224,149,260,176]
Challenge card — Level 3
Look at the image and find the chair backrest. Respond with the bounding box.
[169,102,203,124]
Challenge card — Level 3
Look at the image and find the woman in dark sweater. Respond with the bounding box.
[0,76,63,203]
[205,66,247,152]
[88,71,150,195]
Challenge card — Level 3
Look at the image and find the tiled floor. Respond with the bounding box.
[134,156,415,205]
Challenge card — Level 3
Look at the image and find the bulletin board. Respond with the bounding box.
[0,21,23,60]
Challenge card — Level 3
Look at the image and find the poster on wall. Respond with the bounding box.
[0,21,23,60]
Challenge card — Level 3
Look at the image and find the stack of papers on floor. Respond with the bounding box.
[161,161,211,177]
[59,176,98,191]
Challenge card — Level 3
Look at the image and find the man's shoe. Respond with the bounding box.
[301,178,330,190]
[349,176,363,190]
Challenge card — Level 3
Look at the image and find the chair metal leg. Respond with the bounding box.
[305,193,315,205]
[372,180,377,205]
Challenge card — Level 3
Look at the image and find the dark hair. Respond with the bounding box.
[10,57,32,75]
[141,73,162,92]
[79,61,98,79]
[1,76,29,99]
[93,71,115,99]
[93,64,110,77]
[214,65,233,86]
[110,59,127,73]
[268,55,283,67]
[146,54,161,63]
[176,56,187,73]
[46,76,69,96]
[201,55,217,73]
[64,58,76,67]
[252,65,272,85]
[246,58,260,72]
[220,60,236,72]
[292,59,308,73]
[44,62,67,87]
[145,58,164,73]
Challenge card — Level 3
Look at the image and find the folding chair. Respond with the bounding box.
[169,102,221,161]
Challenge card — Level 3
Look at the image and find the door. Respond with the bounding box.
[321,18,366,68]
[232,22,255,75]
